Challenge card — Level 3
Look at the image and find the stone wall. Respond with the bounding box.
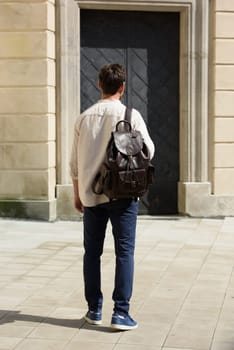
[213,0,234,194]
[0,1,56,220]
[1,0,234,220]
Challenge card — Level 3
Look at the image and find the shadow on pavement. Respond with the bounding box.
[0,310,118,333]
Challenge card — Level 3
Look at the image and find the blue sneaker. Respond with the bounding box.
[84,310,102,325]
[111,312,138,330]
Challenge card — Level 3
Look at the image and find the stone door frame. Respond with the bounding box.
[57,0,228,218]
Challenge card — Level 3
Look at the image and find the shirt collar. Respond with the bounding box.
[97,98,122,104]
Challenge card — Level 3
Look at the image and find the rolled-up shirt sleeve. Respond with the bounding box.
[70,121,79,179]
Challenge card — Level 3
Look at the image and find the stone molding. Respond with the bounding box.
[56,0,80,185]
[178,182,234,217]
[0,200,57,222]
[73,0,209,183]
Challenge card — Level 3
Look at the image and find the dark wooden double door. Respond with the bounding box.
[80,10,180,214]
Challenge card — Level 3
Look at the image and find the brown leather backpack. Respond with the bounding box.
[92,108,154,199]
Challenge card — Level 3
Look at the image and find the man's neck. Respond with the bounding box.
[102,92,121,100]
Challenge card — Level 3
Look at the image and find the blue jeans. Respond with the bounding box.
[83,198,138,315]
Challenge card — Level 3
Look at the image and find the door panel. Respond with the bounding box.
[81,47,126,110]
[81,10,179,214]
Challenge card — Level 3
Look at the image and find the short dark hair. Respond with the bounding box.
[99,64,126,95]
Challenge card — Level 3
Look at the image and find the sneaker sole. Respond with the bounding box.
[84,316,102,325]
[111,323,138,330]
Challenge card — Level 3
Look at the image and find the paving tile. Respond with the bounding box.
[185,285,226,304]
[200,262,233,275]
[0,282,8,290]
[0,257,15,264]
[0,288,34,300]
[49,306,86,319]
[114,345,158,350]
[4,281,44,293]
[47,278,80,291]
[13,256,46,265]
[2,263,35,271]
[36,264,68,272]
[29,248,55,256]
[58,271,81,279]
[64,340,114,350]
[165,322,214,350]
[0,324,34,338]
[72,325,121,343]
[42,259,73,267]
[211,312,234,349]
[56,251,81,259]
[0,336,22,349]
[0,311,45,327]
[15,276,52,285]
[0,296,29,308]
[63,297,84,309]
[0,310,9,320]
[211,341,234,350]
[0,267,31,276]
[28,323,78,340]
[218,304,234,323]
[162,348,198,350]
[0,275,21,283]
[138,299,182,321]
[178,304,220,321]
[20,297,59,307]
[213,327,234,341]
[157,276,193,289]
[26,269,60,278]
[14,339,68,350]
[118,323,170,347]
[149,285,189,299]
[21,290,70,307]
[196,272,230,286]
[136,312,171,328]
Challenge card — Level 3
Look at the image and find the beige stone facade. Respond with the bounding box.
[0,0,56,220]
[213,0,234,195]
[0,0,234,220]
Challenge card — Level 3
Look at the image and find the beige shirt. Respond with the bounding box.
[70,99,155,207]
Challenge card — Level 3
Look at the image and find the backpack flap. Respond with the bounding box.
[113,130,143,156]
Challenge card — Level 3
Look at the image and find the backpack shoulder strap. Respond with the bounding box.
[124,107,132,124]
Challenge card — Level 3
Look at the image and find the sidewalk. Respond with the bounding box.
[0,217,234,350]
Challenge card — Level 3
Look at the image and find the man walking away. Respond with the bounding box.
[70,64,155,330]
